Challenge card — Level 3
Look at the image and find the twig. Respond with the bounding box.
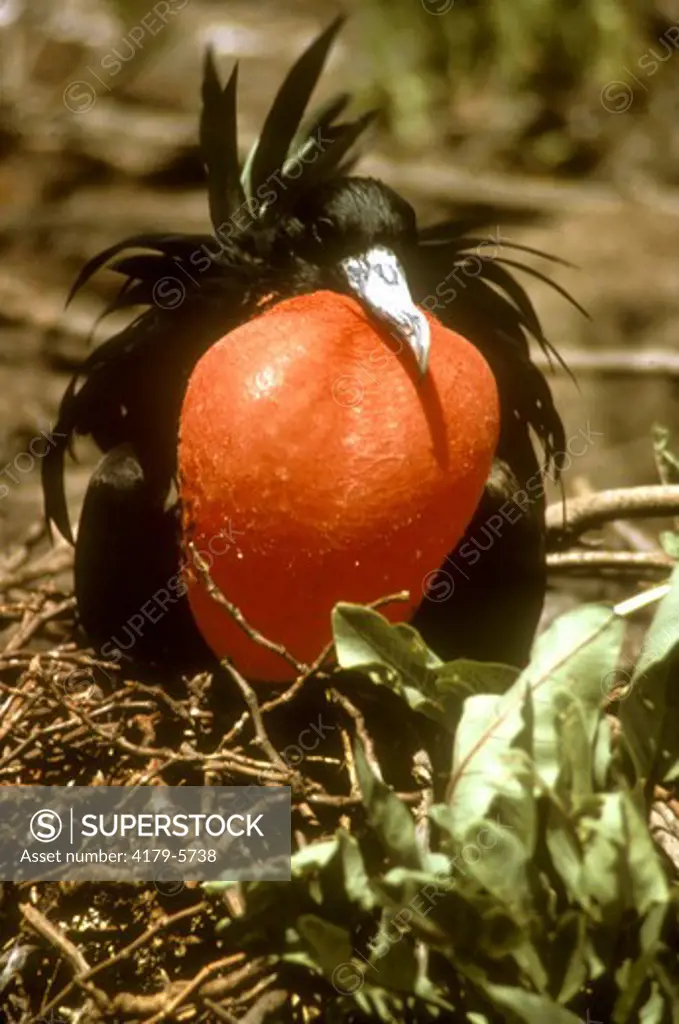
[531,347,679,378]
[0,545,73,592]
[20,903,109,1011]
[37,902,209,1021]
[218,710,252,749]
[125,680,196,723]
[547,550,674,573]
[256,640,336,715]
[307,789,422,807]
[0,521,47,584]
[331,690,384,783]
[106,959,263,1017]
[3,597,75,655]
[223,659,286,769]
[202,999,240,1023]
[258,591,409,713]
[258,674,312,715]
[30,692,290,782]
[234,988,289,1024]
[546,486,679,547]
[339,727,360,799]
[613,582,672,618]
[0,674,42,745]
[609,519,658,554]
[21,903,90,976]
[142,955,244,1024]
[189,544,305,674]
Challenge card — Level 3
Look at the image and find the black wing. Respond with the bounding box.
[43,236,255,542]
[408,222,582,666]
[408,226,578,484]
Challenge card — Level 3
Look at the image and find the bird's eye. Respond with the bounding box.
[312,217,336,245]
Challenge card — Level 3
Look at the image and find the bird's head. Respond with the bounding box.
[275,177,429,374]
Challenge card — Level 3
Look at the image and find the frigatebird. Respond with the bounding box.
[42,19,578,674]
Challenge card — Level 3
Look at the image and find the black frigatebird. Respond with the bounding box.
[42,19,578,674]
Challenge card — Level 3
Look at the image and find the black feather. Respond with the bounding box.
[43,377,79,542]
[408,246,568,477]
[262,111,378,224]
[248,17,345,196]
[439,236,575,269]
[496,257,591,322]
[463,259,546,337]
[65,235,175,306]
[291,92,351,157]
[109,255,180,280]
[200,52,245,229]
[296,112,377,185]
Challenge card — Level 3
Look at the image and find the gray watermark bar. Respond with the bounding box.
[0,786,291,881]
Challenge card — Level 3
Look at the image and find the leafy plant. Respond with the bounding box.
[348,0,655,170]
[204,570,679,1022]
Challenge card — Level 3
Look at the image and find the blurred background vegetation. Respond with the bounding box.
[354,0,654,173]
[2,0,677,175]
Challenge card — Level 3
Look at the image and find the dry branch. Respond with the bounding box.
[546,485,679,547]
[532,347,679,378]
[547,550,674,573]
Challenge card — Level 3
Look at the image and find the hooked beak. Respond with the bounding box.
[340,246,430,376]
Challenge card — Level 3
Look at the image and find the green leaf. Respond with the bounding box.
[509,940,550,993]
[620,564,679,786]
[445,685,531,838]
[544,800,591,910]
[430,803,535,919]
[638,981,665,1024]
[579,791,669,920]
[652,961,679,1018]
[522,604,623,791]
[592,716,615,791]
[612,904,667,1023]
[338,830,376,911]
[553,913,590,1004]
[354,739,423,869]
[435,660,518,698]
[434,660,519,730]
[659,531,679,559]
[366,927,419,994]
[652,423,679,486]
[393,682,448,726]
[296,914,353,978]
[333,604,447,723]
[446,605,621,843]
[333,603,441,684]
[369,867,455,946]
[481,983,583,1022]
[291,838,339,876]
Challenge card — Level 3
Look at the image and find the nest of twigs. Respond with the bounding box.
[3,482,679,1023]
[0,526,432,1023]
